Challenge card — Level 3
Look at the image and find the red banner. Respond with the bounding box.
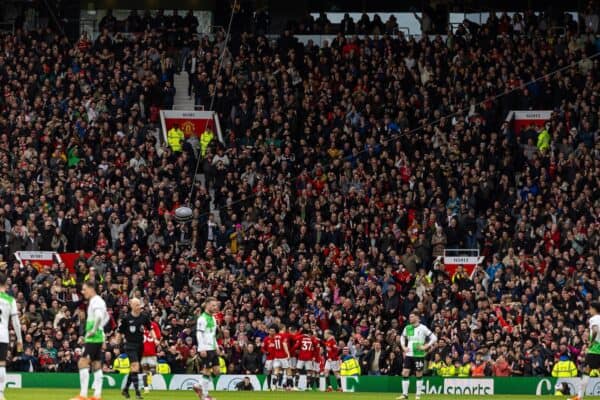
[160,110,223,142]
[14,251,60,271]
[163,117,213,138]
[59,252,90,273]
[14,251,90,273]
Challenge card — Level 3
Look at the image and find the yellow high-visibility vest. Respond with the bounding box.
[552,360,577,377]
[428,360,443,375]
[219,356,227,374]
[458,362,471,377]
[167,128,184,152]
[113,356,130,374]
[438,363,456,377]
[157,361,171,374]
[340,357,361,376]
[200,130,214,157]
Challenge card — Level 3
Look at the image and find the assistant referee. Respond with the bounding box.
[118,298,153,399]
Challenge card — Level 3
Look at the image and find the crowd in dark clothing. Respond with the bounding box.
[0,5,599,377]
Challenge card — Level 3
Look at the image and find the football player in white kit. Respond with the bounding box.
[397,311,437,400]
[0,273,22,400]
[71,280,109,400]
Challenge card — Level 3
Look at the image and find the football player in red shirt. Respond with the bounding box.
[262,325,277,390]
[262,324,290,390]
[293,326,320,391]
[323,329,343,391]
[286,325,303,390]
[141,315,160,393]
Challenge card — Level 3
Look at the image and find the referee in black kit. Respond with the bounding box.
[117,298,153,399]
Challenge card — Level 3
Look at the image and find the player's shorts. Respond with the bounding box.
[273,358,289,369]
[141,356,158,367]
[404,356,425,373]
[586,353,600,369]
[82,343,103,362]
[264,360,274,371]
[296,359,314,371]
[289,357,297,369]
[0,343,8,362]
[198,350,220,369]
[324,359,340,372]
[124,343,143,363]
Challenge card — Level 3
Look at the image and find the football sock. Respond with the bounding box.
[132,372,140,393]
[579,374,589,399]
[0,366,6,396]
[416,378,423,396]
[93,369,103,398]
[202,374,211,398]
[79,368,90,397]
[402,379,409,396]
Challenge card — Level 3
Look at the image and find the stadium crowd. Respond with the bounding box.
[0,3,599,379]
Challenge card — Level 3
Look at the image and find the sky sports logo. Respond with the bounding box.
[443,379,494,395]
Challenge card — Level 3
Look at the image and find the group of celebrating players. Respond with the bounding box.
[1,274,600,400]
[262,324,342,392]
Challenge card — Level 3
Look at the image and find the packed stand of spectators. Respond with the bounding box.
[0,4,599,378]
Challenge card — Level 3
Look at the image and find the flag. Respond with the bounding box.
[14,251,62,271]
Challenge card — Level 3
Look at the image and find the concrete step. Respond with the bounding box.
[173,72,194,110]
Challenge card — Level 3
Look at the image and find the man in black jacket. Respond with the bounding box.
[361,341,387,375]
[240,343,261,374]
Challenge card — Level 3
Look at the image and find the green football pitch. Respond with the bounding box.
[2,389,598,400]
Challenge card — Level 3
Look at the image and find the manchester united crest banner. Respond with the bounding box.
[159,110,224,144]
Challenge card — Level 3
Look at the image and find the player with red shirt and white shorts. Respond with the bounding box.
[141,319,161,393]
[293,327,320,391]
[285,325,303,390]
[323,330,342,392]
[262,324,290,390]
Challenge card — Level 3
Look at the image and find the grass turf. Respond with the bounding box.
[3,390,600,400]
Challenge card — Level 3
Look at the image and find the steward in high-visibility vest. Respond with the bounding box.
[62,275,76,287]
[428,354,443,376]
[340,356,361,376]
[113,354,131,374]
[157,359,171,374]
[219,356,227,374]
[551,355,577,378]
[200,127,214,157]
[167,124,185,152]
[458,362,471,377]
[438,356,456,377]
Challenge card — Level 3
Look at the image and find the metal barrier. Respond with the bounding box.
[395,26,411,36]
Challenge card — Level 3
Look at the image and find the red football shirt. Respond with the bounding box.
[294,334,318,361]
[324,338,340,361]
[263,335,288,359]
